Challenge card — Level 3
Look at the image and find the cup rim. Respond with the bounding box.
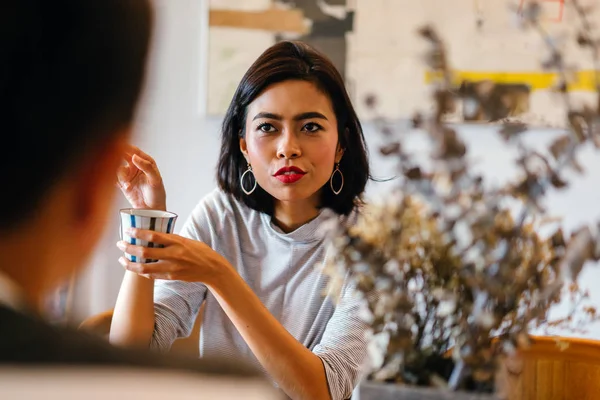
[119,208,178,219]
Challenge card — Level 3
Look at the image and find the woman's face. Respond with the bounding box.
[240,80,343,207]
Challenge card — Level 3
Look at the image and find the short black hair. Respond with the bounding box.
[0,0,152,230]
[217,41,370,216]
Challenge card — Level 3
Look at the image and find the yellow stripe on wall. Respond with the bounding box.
[424,70,599,91]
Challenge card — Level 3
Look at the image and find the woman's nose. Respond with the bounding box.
[277,131,302,159]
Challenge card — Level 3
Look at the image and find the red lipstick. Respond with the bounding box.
[274,166,306,184]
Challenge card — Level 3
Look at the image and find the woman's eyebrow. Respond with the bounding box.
[252,111,328,121]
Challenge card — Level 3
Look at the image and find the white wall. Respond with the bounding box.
[71,0,600,338]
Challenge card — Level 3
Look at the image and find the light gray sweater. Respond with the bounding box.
[151,189,370,399]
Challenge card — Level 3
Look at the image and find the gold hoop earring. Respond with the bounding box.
[241,164,257,195]
[330,163,344,195]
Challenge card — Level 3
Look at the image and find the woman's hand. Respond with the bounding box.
[117,145,167,210]
[116,229,232,285]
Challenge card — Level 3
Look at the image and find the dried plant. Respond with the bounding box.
[321,0,600,394]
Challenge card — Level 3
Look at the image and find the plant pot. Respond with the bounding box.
[354,381,499,400]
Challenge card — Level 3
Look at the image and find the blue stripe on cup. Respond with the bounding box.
[148,217,157,263]
[130,214,137,263]
[166,217,174,234]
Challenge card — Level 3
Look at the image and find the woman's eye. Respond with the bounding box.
[258,123,276,133]
[303,122,322,133]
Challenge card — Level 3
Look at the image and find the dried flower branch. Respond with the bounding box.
[321,0,600,394]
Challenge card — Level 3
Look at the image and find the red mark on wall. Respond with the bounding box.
[519,0,564,23]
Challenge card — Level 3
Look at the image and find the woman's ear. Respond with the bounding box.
[239,137,249,162]
[335,128,348,163]
[335,143,345,164]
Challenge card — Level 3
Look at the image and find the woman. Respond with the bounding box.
[111,41,371,400]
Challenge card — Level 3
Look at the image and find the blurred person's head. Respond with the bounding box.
[217,41,369,220]
[0,0,153,308]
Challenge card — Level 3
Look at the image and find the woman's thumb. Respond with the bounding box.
[131,154,161,183]
[131,154,151,172]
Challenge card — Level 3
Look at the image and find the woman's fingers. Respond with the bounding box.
[125,145,154,162]
[117,240,162,260]
[130,154,162,185]
[117,257,152,279]
[116,163,133,189]
[116,231,177,263]
[127,229,176,246]
[118,257,176,280]
[125,146,160,179]
[120,145,163,187]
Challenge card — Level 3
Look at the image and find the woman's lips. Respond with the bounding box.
[274,166,306,184]
[275,173,305,184]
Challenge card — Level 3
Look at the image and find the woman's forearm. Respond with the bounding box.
[109,271,156,348]
[208,269,332,400]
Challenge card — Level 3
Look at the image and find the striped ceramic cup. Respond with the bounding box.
[119,209,178,263]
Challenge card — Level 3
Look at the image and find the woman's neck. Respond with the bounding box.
[273,200,320,233]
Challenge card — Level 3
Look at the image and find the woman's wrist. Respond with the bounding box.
[205,260,239,295]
